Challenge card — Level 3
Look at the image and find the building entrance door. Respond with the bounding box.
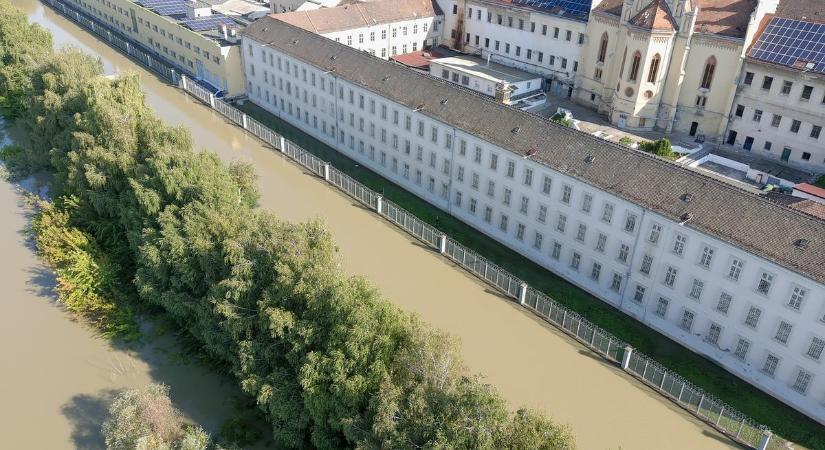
[726,130,737,145]
[781,147,791,162]
[743,136,754,150]
[689,121,699,136]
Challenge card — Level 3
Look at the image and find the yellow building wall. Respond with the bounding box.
[65,0,245,96]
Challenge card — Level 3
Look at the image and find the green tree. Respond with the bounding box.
[0,0,52,117]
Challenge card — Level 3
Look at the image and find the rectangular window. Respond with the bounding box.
[757,272,773,295]
[791,120,801,133]
[537,205,547,223]
[490,153,498,171]
[474,147,483,163]
[689,279,704,300]
[640,255,653,275]
[728,258,743,281]
[591,262,601,281]
[699,246,714,268]
[523,168,533,186]
[570,252,581,270]
[771,114,782,127]
[602,203,614,223]
[788,287,806,311]
[744,306,762,328]
[503,188,511,205]
[734,338,750,360]
[716,292,732,314]
[801,85,813,100]
[596,233,607,253]
[624,213,636,233]
[707,323,721,345]
[556,214,567,233]
[812,125,822,139]
[506,160,515,178]
[762,76,773,90]
[581,194,592,213]
[664,266,677,287]
[484,206,493,223]
[542,176,552,194]
[610,273,622,292]
[655,297,669,317]
[648,224,661,243]
[519,196,529,214]
[516,223,525,241]
[743,71,753,85]
[781,80,793,95]
[680,310,695,331]
[807,337,824,361]
[633,284,646,304]
[792,370,812,394]
[617,244,630,263]
[673,234,686,256]
[533,232,543,250]
[576,223,586,242]
[499,214,509,231]
[775,321,793,344]
[762,354,779,377]
[552,242,562,260]
[487,180,496,197]
[753,109,762,122]
[469,198,477,214]
[561,185,572,204]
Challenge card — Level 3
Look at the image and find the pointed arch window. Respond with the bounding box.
[700,56,716,89]
[628,51,641,82]
[647,54,661,83]
[597,33,608,63]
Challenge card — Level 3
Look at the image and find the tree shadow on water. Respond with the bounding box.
[60,389,119,450]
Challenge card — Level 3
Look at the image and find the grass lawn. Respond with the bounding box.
[237,101,825,450]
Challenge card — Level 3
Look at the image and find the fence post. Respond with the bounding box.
[278,136,285,152]
[209,93,216,109]
[439,234,447,254]
[241,113,248,129]
[323,162,330,182]
[125,42,130,54]
[181,74,188,90]
[518,283,527,305]
[621,345,633,371]
[376,195,383,214]
[716,407,724,426]
[170,69,176,84]
[757,430,772,450]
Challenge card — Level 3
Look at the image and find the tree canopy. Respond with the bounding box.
[0,2,574,448]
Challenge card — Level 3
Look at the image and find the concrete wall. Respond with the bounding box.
[241,34,825,425]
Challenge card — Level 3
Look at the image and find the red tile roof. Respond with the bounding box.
[628,0,678,31]
[795,183,825,199]
[693,0,756,38]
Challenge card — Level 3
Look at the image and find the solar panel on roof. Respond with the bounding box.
[180,14,236,32]
[511,0,592,19]
[747,16,825,75]
[154,4,186,15]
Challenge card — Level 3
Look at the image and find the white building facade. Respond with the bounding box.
[241,17,825,425]
[724,14,825,171]
[272,0,444,59]
[442,0,589,96]
[429,55,542,102]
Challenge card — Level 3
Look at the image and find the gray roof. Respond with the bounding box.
[243,17,825,285]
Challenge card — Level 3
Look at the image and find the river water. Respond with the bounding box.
[4,1,741,449]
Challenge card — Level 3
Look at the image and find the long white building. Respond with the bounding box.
[269,0,444,59]
[241,16,825,424]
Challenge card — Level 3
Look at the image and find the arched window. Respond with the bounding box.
[597,33,608,63]
[700,56,716,89]
[647,54,661,83]
[628,51,641,82]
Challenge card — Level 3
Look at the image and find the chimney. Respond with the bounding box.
[220,24,229,40]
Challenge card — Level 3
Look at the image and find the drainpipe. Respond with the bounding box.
[619,207,646,309]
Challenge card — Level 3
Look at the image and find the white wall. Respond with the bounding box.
[320,16,443,59]
[241,35,825,425]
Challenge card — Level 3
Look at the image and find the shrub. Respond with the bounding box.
[639,138,673,158]
[618,136,634,146]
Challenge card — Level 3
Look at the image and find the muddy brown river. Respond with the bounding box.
[2,1,741,448]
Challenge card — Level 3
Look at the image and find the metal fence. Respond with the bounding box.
[43,2,794,447]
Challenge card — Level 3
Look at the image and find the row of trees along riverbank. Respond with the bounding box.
[0,1,575,448]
